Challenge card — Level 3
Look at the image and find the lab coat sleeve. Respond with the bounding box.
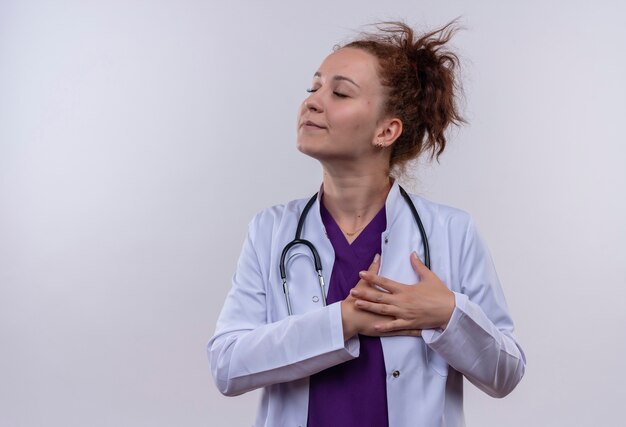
[422,218,526,398]
[207,214,359,397]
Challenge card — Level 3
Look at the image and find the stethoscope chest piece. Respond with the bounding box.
[279,194,326,316]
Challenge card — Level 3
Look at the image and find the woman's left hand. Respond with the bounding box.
[350,251,456,333]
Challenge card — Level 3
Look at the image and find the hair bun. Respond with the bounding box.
[342,20,465,173]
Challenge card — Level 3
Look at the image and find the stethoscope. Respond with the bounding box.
[279,186,430,316]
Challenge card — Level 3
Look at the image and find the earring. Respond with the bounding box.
[376,139,385,149]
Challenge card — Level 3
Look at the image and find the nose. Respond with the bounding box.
[304,91,323,113]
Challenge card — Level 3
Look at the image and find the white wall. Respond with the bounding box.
[1,1,625,425]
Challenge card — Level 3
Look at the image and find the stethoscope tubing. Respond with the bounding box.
[279,186,429,316]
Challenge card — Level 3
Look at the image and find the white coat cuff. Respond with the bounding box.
[329,301,360,357]
[421,292,467,344]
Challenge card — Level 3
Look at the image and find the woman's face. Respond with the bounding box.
[296,48,388,164]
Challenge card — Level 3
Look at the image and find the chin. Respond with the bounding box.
[296,141,318,158]
[296,136,314,153]
[297,141,330,163]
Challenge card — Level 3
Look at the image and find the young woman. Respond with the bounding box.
[208,21,525,427]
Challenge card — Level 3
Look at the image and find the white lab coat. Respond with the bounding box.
[208,182,525,427]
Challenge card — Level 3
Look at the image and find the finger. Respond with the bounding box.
[350,287,390,304]
[410,251,431,280]
[353,299,398,317]
[349,256,381,295]
[374,318,414,333]
[358,271,402,293]
[367,253,381,274]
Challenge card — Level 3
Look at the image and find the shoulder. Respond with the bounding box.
[405,194,492,274]
[408,193,474,232]
[247,196,312,238]
[402,192,481,255]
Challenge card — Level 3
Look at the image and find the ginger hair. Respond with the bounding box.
[341,20,465,171]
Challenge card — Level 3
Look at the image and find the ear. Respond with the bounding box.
[373,117,403,149]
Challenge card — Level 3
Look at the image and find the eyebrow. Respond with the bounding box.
[313,72,361,88]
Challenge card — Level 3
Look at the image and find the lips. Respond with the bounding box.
[302,120,326,129]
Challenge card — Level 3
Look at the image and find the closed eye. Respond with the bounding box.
[305,88,348,98]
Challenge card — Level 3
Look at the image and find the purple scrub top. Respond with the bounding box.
[307,202,389,427]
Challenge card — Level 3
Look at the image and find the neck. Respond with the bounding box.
[321,167,392,234]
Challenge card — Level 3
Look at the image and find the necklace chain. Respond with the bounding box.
[338,224,366,237]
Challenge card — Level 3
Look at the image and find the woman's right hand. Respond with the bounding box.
[341,254,421,340]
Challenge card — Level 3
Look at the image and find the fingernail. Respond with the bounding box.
[359,271,366,278]
[373,254,380,263]
[350,289,358,296]
[411,251,418,259]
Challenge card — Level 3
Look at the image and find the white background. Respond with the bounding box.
[1,1,625,426]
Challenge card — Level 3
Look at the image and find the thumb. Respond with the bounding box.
[410,251,430,280]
